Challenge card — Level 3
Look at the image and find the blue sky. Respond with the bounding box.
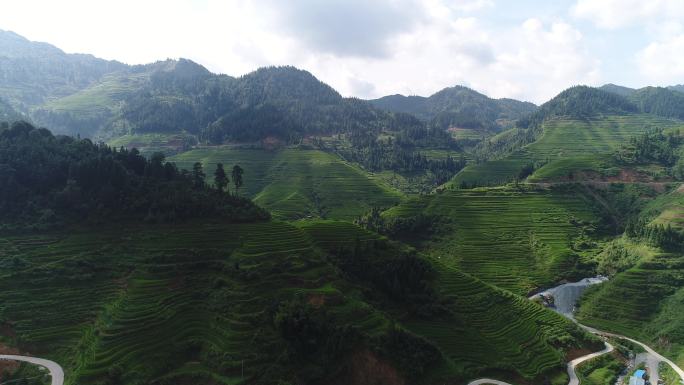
[2,0,684,103]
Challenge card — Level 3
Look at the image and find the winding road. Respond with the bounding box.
[467,284,684,385]
[581,324,684,383]
[0,355,63,385]
[567,342,614,385]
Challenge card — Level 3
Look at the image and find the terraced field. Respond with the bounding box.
[450,114,684,187]
[108,133,196,156]
[642,184,684,231]
[383,186,604,295]
[406,261,597,381]
[300,221,599,382]
[40,72,148,118]
[577,250,684,367]
[170,147,403,220]
[0,220,599,384]
[0,222,396,384]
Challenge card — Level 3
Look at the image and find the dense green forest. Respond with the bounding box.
[0,121,268,229]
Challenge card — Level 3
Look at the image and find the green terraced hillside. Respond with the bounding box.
[382,186,605,295]
[41,72,147,117]
[642,184,684,231]
[170,147,403,220]
[108,132,197,156]
[0,221,597,385]
[577,248,684,367]
[451,114,684,187]
[299,221,600,383]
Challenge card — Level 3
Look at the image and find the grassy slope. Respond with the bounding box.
[170,147,404,220]
[0,220,596,385]
[451,114,684,187]
[642,184,684,231]
[383,186,604,295]
[40,72,147,117]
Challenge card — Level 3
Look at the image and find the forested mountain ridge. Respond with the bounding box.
[517,86,638,130]
[370,85,537,131]
[0,30,540,145]
[597,83,635,97]
[30,59,423,142]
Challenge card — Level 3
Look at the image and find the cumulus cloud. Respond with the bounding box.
[311,13,599,103]
[0,0,603,103]
[571,0,684,85]
[260,0,425,58]
[637,34,684,82]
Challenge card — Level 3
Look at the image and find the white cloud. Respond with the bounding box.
[572,0,684,29]
[0,0,602,103]
[637,34,684,82]
[315,15,599,103]
[571,0,684,85]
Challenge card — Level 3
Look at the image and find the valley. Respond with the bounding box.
[1,27,684,385]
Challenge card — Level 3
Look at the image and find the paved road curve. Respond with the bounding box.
[465,341,614,385]
[0,355,64,385]
[567,342,614,385]
[582,324,684,384]
[466,326,684,385]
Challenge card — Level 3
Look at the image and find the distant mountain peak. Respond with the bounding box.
[0,29,66,58]
[370,84,536,131]
[598,83,636,97]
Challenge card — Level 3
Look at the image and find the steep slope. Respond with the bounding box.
[643,184,684,231]
[0,221,598,385]
[577,240,684,367]
[628,86,684,120]
[453,114,684,187]
[32,59,231,138]
[0,29,126,111]
[370,86,536,131]
[518,86,638,130]
[381,185,605,295]
[170,147,404,220]
[599,85,684,120]
[455,83,684,188]
[35,61,418,142]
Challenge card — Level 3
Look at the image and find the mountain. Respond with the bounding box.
[598,84,684,120]
[668,84,684,93]
[0,29,126,112]
[628,86,684,120]
[370,85,537,131]
[598,83,636,97]
[29,61,420,141]
[518,86,638,129]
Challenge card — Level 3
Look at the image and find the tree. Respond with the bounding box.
[192,162,205,189]
[214,163,229,193]
[232,165,244,196]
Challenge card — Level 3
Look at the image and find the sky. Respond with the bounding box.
[2,0,684,104]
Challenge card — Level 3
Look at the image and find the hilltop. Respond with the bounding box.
[370,85,537,132]
[0,29,126,111]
